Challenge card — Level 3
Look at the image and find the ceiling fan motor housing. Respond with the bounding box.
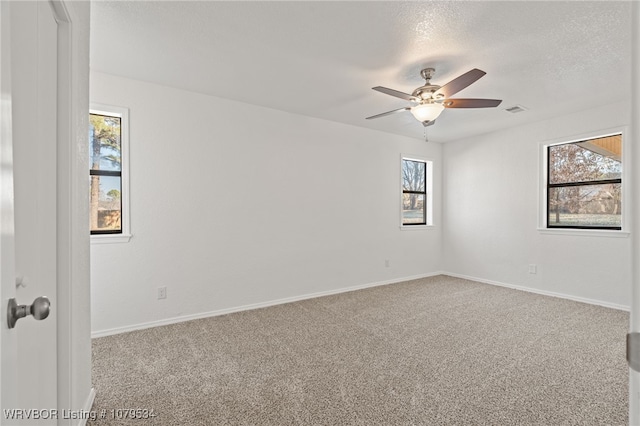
[412,84,442,101]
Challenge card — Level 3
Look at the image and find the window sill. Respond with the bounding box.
[400,225,436,231]
[91,233,132,244]
[537,228,629,238]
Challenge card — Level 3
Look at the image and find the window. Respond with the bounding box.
[546,133,622,230]
[89,104,131,242]
[401,157,433,227]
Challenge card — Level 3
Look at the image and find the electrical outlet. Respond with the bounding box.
[385,259,390,268]
[528,264,537,274]
[158,287,167,299]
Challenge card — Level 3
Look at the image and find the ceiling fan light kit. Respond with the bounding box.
[410,103,444,123]
[367,67,502,128]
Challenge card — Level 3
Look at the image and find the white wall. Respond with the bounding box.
[90,72,443,335]
[442,101,632,308]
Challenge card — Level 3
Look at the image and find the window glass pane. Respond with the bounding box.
[549,136,621,185]
[90,175,122,232]
[402,193,425,224]
[548,183,621,228]
[90,114,122,172]
[402,160,425,192]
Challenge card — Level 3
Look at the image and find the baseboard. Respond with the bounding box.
[91,272,441,338]
[77,387,96,426]
[442,271,630,312]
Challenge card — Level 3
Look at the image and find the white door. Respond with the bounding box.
[1,1,61,423]
[0,0,19,417]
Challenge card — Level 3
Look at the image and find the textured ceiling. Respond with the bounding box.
[90,1,632,143]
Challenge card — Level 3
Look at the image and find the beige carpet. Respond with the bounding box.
[90,275,628,425]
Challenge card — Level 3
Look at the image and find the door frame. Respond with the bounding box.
[52,0,75,413]
[630,1,640,424]
[49,0,94,420]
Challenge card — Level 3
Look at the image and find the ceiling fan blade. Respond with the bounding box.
[434,69,486,98]
[372,86,416,101]
[366,107,411,120]
[442,98,502,108]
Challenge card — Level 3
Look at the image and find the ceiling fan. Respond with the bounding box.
[366,68,502,127]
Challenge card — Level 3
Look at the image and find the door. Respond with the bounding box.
[1,1,60,422]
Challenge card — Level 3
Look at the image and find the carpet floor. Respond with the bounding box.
[90,275,629,425]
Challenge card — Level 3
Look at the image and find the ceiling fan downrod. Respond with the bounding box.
[420,67,435,84]
[412,68,441,101]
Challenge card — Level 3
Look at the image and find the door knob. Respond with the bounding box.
[7,296,51,329]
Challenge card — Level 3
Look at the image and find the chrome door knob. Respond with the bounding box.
[7,296,51,329]
[30,296,51,320]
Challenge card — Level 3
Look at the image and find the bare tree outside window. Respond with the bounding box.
[90,113,122,233]
[402,159,426,225]
[547,134,622,229]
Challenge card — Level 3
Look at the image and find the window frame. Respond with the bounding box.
[400,155,434,229]
[90,103,132,243]
[538,127,629,237]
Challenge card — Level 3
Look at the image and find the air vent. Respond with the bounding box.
[505,105,527,113]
